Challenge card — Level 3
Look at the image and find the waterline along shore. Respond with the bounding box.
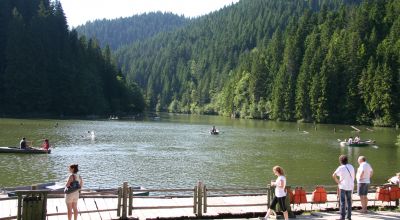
[1,181,399,220]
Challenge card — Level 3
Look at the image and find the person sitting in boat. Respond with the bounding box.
[388,172,400,185]
[354,136,360,144]
[347,137,353,144]
[211,126,217,133]
[20,137,28,149]
[42,139,50,151]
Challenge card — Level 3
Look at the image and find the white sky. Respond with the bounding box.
[59,0,240,28]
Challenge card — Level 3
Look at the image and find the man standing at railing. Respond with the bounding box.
[356,156,373,213]
[332,155,355,220]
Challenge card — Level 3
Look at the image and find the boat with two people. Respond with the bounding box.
[339,136,376,147]
[0,137,52,154]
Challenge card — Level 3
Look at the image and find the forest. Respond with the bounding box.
[0,0,145,116]
[75,12,189,50]
[102,0,399,126]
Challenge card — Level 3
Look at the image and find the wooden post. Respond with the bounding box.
[122,182,128,219]
[285,186,295,218]
[196,181,203,217]
[203,183,207,213]
[17,193,22,220]
[128,187,133,216]
[193,185,197,214]
[267,184,272,208]
[117,187,122,217]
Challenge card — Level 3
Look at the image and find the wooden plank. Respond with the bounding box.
[91,198,112,220]
[83,198,102,220]
[77,198,91,220]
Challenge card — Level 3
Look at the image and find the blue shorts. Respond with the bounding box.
[357,183,369,196]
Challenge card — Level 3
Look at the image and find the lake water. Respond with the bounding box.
[0,114,399,191]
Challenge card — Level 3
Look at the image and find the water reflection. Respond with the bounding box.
[0,115,399,190]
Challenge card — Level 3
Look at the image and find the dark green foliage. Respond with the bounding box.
[105,0,400,125]
[75,12,188,50]
[0,0,144,116]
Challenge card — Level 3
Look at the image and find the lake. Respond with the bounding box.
[0,114,399,191]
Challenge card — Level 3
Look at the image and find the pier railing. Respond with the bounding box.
[0,182,399,220]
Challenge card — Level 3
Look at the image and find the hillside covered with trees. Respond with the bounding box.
[0,0,144,116]
[114,0,400,126]
[75,12,189,50]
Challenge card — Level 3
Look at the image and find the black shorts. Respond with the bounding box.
[358,183,369,196]
[270,196,287,212]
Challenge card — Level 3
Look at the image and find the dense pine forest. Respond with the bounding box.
[105,0,399,126]
[0,0,145,116]
[75,12,189,50]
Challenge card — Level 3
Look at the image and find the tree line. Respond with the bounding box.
[75,12,189,51]
[112,0,399,126]
[0,0,144,116]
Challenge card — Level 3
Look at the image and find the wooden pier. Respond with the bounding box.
[0,182,399,220]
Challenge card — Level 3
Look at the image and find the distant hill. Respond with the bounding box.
[75,12,189,50]
[112,0,400,126]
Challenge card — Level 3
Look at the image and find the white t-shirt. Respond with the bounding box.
[389,176,400,185]
[274,175,287,197]
[334,164,355,191]
[356,162,373,183]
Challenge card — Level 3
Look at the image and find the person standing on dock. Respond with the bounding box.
[332,155,355,220]
[65,164,83,220]
[356,156,373,213]
[262,166,288,220]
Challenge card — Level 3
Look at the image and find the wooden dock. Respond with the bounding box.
[0,183,399,220]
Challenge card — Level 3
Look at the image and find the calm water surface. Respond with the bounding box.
[0,114,399,190]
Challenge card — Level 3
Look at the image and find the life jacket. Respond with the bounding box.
[311,186,327,203]
[375,187,390,202]
[292,187,307,204]
[389,186,400,201]
[287,188,294,204]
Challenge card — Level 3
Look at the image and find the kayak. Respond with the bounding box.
[0,147,51,154]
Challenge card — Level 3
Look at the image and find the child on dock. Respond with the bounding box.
[261,166,288,220]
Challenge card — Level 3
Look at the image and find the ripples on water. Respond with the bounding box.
[0,115,399,191]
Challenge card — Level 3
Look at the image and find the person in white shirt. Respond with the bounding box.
[347,137,353,144]
[332,155,355,220]
[262,166,288,220]
[388,173,400,185]
[356,156,373,213]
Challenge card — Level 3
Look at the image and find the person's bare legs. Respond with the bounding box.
[360,196,368,212]
[72,202,78,220]
[66,203,73,220]
[264,208,272,218]
[283,210,289,220]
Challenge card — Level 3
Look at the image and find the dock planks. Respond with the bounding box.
[0,192,396,220]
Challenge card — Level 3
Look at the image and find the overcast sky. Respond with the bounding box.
[59,0,240,28]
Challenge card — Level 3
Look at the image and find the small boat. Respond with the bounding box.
[210,130,219,135]
[2,182,64,197]
[339,140,375,147]
[0,147,51,154]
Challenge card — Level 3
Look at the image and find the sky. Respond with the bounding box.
[59,0,240,28]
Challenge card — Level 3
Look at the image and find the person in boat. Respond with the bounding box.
[388,172,400,185]
[20,137,28,149]
[347,137,353,144]
[354,136,360,144]
[211,126,217,133]
[42,139,50,151]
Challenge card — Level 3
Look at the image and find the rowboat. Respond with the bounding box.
[210,130,219,135]
[339,140,375,147]
[0,147,51,154]
[2,182,64,197]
